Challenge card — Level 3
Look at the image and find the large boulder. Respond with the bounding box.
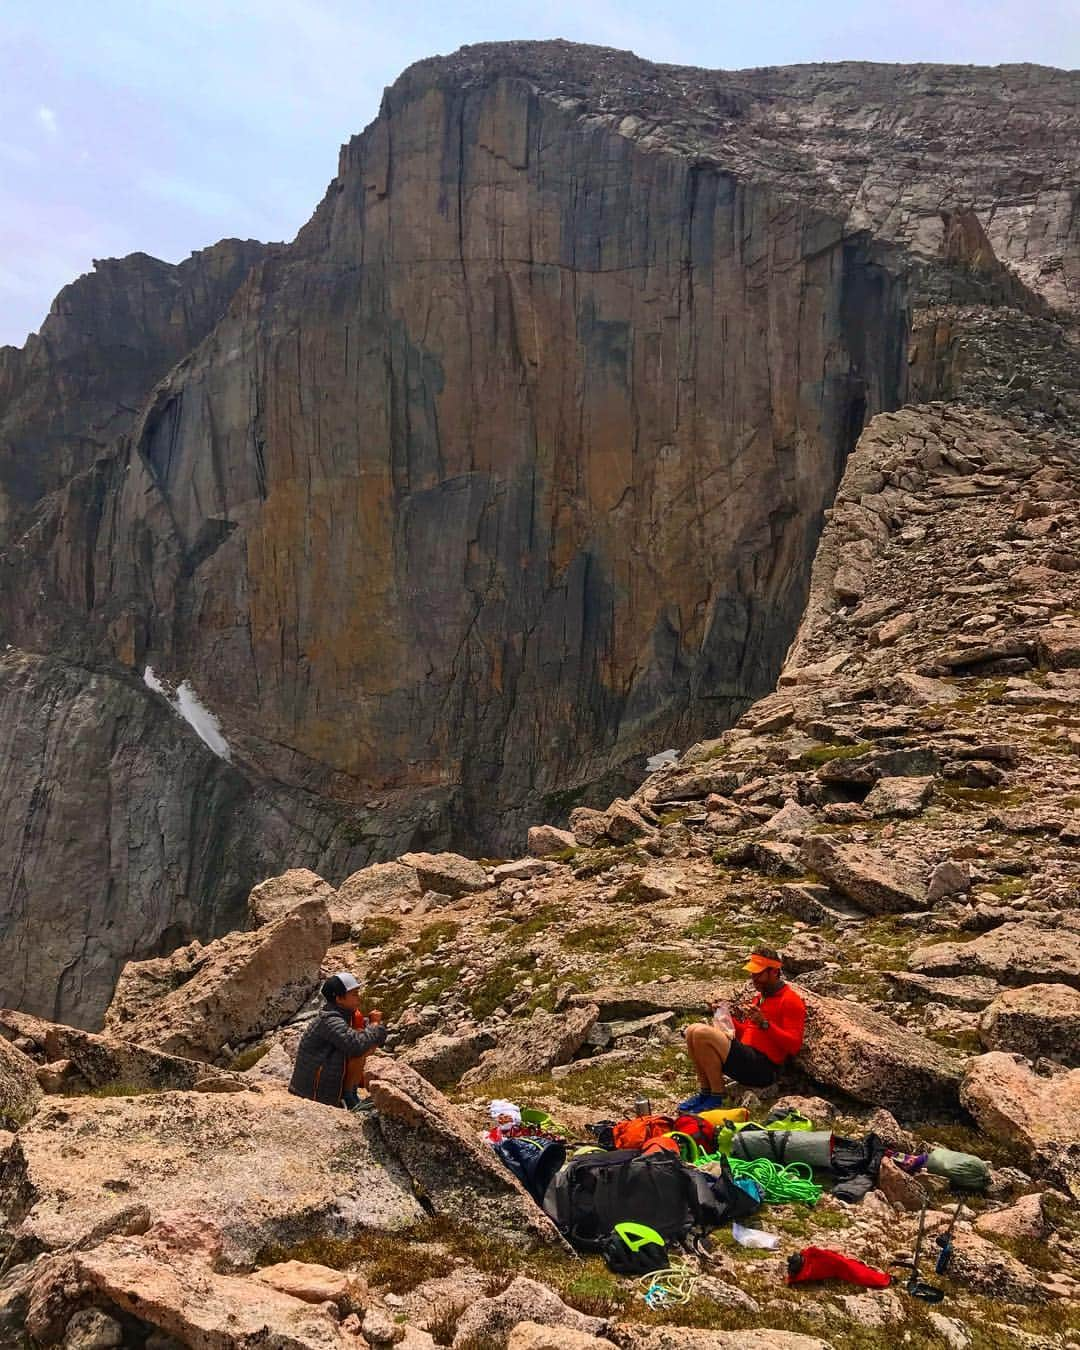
[947,1231,1050,1304]
[335,861,423,922]
[400,1027,496,1087]
[975,1193,1049,1242]
[800,837,926,913]
[909,923,1080,991]
[23,1234,356,1348]
[603,799,658,844]
[569,981,730,1020]
[247,869,338,929]
[399,852,488,898]
[862,776,934,818]
[1037,625,1080,670]
[882,971,998,1010]
[0,1009,222,1092]
[103,898,332,1062]
[251,1260,365,1312]
[451,1276,607,1349]
[460,1005,599,1086]
[961,1052,1080,1187]
[527,826,577,857]
[0,1036,42,1128]
[885,672,963,706]
[364,1056,563,1248]
[0,1087,424,1264]
[569,807,610,847]
[817,748,940,785]
[796,991,963,1112]
[978,984,1080,1064]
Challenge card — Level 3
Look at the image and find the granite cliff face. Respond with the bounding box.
[1,44,1077,1024]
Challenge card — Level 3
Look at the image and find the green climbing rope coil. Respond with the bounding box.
[696,1153,823,1206]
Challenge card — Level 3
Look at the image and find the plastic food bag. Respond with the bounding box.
[712,1001,735,1036]
[732,1222,780,1250]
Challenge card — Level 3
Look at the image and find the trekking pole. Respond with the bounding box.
[900,1203,945,1303]
[934,1200,963,1275]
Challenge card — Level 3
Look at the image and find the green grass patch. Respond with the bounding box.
[685,913,722,939]
[231,1043,270,1071]
[983,876,1028,899]
[466,954,558,1020]
[566,921,624,952]
[255,1224,455,1293]
[615,948,714,982]
[412,919,460,957]
[504,903,561,946]
[81,1081,163,1098]
[354,916,402,949]
[364,953,463,1018]
[937,782,1032,808]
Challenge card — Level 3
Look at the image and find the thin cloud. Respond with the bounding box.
[138,170,246,221]
[36,106,59,138]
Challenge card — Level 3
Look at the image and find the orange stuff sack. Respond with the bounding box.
[611,1114,676,1151]
[641,1136,681,1158]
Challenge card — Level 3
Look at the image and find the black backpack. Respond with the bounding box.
[542,1150,704,1252]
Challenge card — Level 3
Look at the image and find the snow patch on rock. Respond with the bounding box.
[144,667,231,761]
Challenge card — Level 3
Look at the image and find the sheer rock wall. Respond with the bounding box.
[2,44,1077,1023]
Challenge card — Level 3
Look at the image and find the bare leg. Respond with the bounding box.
[684,1023,733,1094]
[344,1051,371,1097]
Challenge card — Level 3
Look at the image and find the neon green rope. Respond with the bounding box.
[697,1153,823,1205]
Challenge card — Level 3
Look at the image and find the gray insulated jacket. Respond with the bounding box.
[288,1004,387,1106]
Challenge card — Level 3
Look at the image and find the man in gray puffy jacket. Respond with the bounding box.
[288,972,388,1109]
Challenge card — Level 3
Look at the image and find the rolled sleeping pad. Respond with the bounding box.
[729,1127,835,1170]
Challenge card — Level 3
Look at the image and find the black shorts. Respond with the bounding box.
[724,1038,780,1088]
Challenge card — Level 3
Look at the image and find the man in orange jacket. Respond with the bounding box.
[678,944,806,1112]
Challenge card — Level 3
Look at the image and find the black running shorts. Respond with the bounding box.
[724,1038,780,1088]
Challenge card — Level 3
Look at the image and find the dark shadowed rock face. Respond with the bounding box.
[1,43,1077,1025]
[0,239,270,544]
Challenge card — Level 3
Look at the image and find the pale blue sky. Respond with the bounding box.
[2,0,1077,347]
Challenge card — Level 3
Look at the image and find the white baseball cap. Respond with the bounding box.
[331,971,361,992]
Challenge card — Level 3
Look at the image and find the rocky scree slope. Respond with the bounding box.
[1,45,1078,1026]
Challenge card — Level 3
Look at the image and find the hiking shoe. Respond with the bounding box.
[348,1098,377,1115]
[676,1092,709,1113]
[694,1093,726,1112]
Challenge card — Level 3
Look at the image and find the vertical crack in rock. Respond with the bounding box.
[0,43,1076,1022]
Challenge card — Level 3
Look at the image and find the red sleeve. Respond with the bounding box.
[730,1016,748,1038]
[767,989,806,1059]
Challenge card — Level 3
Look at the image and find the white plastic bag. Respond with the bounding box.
[488,1099,521,1137]
[712,1001,735,1036]
[731,1222,780,1250]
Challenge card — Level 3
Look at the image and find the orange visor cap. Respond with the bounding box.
[743,955,782,974]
